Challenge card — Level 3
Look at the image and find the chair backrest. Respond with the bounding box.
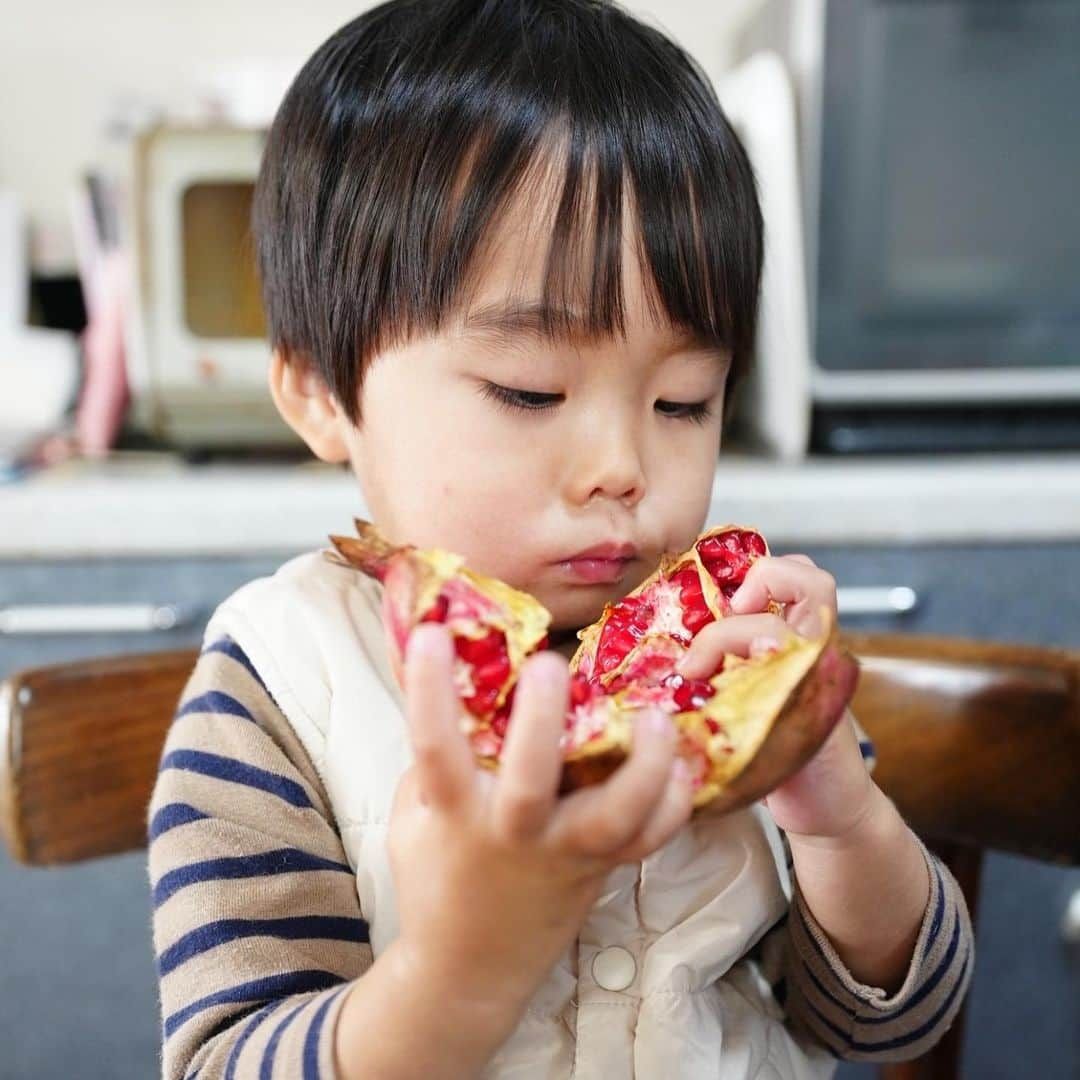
[3,632,1077,1080]
[841,632,1079,866]
[0,649,197,865]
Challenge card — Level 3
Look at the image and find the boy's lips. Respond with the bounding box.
[563,541,639,562]
[555,541,639,584]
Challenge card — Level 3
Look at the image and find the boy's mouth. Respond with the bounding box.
[562,541,639,562]
[557,557,634,584]
[555,542,638,585]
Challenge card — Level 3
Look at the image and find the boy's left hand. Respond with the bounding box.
[675,554,874,840]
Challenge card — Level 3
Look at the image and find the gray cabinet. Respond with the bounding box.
[2,545,1077,1079]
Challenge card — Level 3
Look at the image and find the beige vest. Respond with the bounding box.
[205,552,836,1079]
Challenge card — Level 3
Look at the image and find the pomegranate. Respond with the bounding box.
[329,520,858,814]
[329,520,550,743]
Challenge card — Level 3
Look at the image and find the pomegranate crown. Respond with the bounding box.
[328,519,412,583]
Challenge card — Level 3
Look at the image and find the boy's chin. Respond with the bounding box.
[542,587,622,644]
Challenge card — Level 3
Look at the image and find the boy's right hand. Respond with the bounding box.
[387,622,694,1017]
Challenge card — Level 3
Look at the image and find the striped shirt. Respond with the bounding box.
[148,638,972,1078]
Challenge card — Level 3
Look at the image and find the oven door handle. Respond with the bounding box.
[836,587,919,617]
[0,604,193,635]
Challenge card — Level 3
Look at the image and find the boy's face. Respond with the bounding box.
[279,183,729,636]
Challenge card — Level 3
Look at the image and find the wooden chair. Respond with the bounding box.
[2,633,1078,1079]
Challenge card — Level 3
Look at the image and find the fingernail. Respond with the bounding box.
[644,708,672,737]
[750,635,781,658]
[409,624,449,660]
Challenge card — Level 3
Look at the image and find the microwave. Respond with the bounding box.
[726,0,1080,456]
[126,125,301,448]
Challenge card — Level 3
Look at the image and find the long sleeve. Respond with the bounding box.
[777,723,975,1062]
[147,637,372,1079]
[783,837,973,1062]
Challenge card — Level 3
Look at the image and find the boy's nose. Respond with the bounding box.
[569,422,646,509]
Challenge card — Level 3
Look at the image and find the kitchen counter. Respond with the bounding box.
[2,451,1078,558]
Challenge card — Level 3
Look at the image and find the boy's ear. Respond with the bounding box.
[268,350,350,463]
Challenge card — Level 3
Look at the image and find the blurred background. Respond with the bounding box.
[1,1,1078,1077]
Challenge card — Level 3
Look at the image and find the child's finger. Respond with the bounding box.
[553,708,676,857]
[491,651,569,841]
[729,557,837,636]
[402,624,475,811]
[610,758,695,863]
[676,613,794,678]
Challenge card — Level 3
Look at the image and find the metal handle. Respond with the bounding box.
[0,604,191,635]
[836,587,919,617]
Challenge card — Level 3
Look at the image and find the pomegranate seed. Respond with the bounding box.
[596,595,655,671]
[472,656,511,689]
[569,674,592,707]
[664,673,716,712]
[669,567,712,637]
[420,594,450,622]
[491,709,511,738]
[466,685,500,716]
[455,630,506,665]
[696,528,765,591]
[744,532,767,556]
[683,604,714,636]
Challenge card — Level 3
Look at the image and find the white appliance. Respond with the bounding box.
[125,125,300,448]
[0,191,79,464]
[718,52,812,462]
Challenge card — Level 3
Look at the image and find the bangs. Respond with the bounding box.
[254,0,763,422]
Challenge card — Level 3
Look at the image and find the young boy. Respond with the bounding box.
[147,2,972,1077]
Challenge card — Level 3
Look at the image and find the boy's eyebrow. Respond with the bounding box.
[461,300,728,363]
[462,301,587,341]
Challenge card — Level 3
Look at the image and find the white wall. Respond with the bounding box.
[0,0,764,273]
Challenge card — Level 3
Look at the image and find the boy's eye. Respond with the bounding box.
[479,381,713,425]
[479,382,562,412]
[655,399,714,425]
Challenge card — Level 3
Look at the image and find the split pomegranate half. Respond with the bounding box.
[329,519,858,814]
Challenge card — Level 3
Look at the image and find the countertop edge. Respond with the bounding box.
[2,454,1078,557]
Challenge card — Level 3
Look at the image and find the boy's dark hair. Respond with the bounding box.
[253,0,762,424]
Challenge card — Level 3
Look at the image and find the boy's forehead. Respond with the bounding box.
[459,192,663,345]
[449,146,726,364]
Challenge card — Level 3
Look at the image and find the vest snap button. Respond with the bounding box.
[591,945,636,991]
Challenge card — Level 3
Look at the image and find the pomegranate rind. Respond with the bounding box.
[688,606,849,806]
[699,640,859,816]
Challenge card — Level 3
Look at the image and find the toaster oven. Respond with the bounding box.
[126,124,301,448]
